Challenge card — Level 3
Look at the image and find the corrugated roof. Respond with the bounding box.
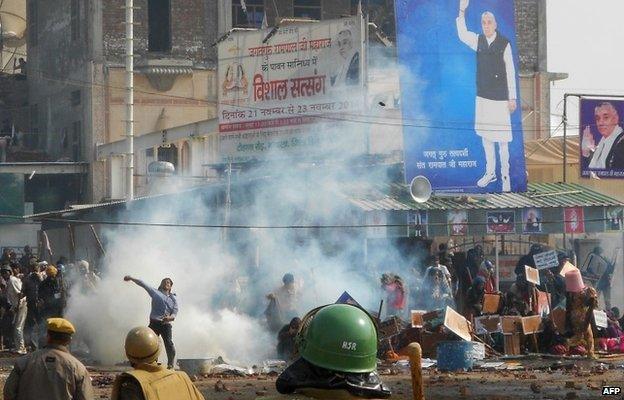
[346,182,624,211]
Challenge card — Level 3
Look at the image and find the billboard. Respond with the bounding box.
[218,16,366,162]
[395,0,527,193]
[579,98,624,178]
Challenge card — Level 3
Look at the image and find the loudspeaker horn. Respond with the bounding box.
[409,175,432,203]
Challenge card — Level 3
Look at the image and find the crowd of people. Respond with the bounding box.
[377,242,621,358]
[0,245,100,356]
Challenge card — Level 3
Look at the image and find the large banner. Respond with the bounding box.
[218,16,365,163]
[580,98,624,178]
[396,0,527,193]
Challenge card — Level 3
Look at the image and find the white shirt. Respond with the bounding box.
[6,275,23,307]
[456,15,516,100]
[589,126,623,169]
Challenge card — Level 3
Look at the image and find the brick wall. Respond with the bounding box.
[102,0,218,67]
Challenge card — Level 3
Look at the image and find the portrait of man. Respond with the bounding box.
[486,211,515,234]
[522,208,543,234]
[564,207,585,234]
[605,207,624,231]
[330,29,360,87]
[581,101,624,170]
[456,0,518,192]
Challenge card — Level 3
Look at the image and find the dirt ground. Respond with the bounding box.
[1,355,623,399]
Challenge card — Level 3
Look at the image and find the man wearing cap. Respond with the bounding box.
[112,326,204,400]
[3,317,94,400]
[0,265,27,354]
[564,269,598,359]
[124,276,178,369]
[39,266,64,319]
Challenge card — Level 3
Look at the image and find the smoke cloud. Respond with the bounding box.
[64,43,423,366]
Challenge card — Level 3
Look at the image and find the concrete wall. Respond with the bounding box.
[0,223,39,250]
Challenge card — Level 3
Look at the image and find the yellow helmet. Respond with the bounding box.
[125,327,160,364]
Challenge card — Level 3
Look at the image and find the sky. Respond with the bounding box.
[547,0,624,136]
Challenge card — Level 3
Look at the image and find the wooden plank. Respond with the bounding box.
[504,334,521,355]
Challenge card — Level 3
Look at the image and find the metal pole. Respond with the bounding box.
[125,0,134,200]
[495,235,500,292]
[562,94,567,183]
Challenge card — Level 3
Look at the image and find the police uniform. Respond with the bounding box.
[3,318,94,400]
[111,363,204,400]
[112,326,204,400]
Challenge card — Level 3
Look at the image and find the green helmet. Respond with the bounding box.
[299,304,378,373]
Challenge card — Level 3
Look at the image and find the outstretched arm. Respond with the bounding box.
[456,0,478,50]
[124,276,159,298]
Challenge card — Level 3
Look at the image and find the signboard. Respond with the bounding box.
[218,16,366,162]
[605,207,624,232]
[564,207,585,234]
[593,310,608,329]
[524,265,540,285]
[482,293,501,314]
[443,306,472,341]
[522,208,543,234]
[396,0,527,193]
[579,98,624,179]
[407,211,428,237]
[366,211,386,238]
[411,310,426,328]
[501,316,522,335]
[448,210,468,236]
[559,261,578,278]
[486,211,515,234]
[335,291,362,308]
[533,250,559,270]
[520,315,543,335]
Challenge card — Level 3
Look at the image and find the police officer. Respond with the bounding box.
[276,304,391,399]
[3,317,94,400]
[111,327,204,400]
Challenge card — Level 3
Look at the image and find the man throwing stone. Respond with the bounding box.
[124,276,178,369]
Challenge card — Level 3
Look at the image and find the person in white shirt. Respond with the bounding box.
[582,102,624,170]
[456,0,518,192]
[0,266,27,354]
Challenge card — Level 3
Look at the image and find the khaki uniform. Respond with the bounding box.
[111,363,204,400]
[3,344,94,400]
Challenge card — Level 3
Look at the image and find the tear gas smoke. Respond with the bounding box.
[64,46,429,365]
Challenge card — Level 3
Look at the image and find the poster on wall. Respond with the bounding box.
[564,207,585,234]
[218,16,366,162]
[407,210,428,237]
[579,98,624,179]
[366,211,387,238]
[448,210,468,236]
[605,207,624,232]
[486,211,515,234]
[522,207,543,234]
[395,0,527,193]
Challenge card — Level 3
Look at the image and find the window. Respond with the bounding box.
[70,90,81,106]
[293,0,321,20]
[148,0,172,52]
[28,1,37,47]
[72,121,82,161]
[232,0,265,28]
[71,0,80,41]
